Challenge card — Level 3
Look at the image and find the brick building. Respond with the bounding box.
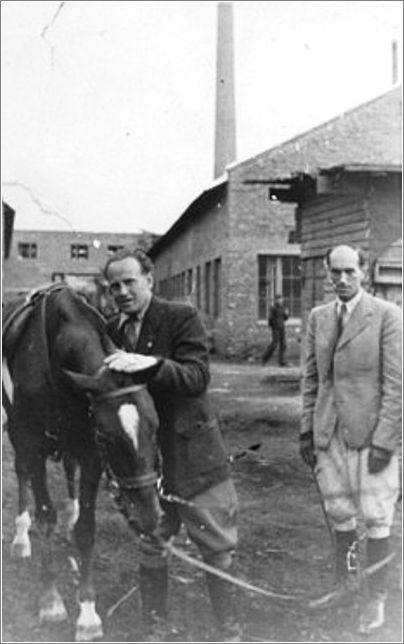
[2,226,159,311]
[149,86,401,360]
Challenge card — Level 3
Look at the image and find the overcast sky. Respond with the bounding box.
[2,1,402,235]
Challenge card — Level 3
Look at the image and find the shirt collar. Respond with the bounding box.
[117,297,151,330]
[336,288,363,316]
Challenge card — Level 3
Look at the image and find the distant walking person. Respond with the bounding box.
[262,294,289,366]
[300,244,402,634]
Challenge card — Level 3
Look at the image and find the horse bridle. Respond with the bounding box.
[90,384,159,492]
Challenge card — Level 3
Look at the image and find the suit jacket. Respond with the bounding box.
[107,296,230,498]
[301,291,402,452]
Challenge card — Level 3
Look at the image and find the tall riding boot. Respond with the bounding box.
[359,538,389,634]
[335,529,359,584]
[139,564,169,640]
[205,571,242,642]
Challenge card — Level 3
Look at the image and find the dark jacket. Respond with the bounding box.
[268,302,288,330]
[106,296,231,498]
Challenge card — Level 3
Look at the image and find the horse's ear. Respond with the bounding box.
[62,369,102,392]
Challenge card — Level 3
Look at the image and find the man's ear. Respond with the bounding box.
[62,369,102,393]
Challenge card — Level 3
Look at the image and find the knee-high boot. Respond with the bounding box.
[205,570,242,642]
[359,538,389,633]
[366,537,389,597]
[139,564,168,639]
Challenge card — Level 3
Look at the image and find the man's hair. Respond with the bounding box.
[324,244,366,268]
[103,247,154,278]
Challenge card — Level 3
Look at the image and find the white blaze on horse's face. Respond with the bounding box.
[2,358,14,404]
[118,404,140,451]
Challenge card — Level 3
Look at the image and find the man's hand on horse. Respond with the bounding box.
[105,352,158,373]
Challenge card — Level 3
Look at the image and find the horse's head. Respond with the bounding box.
[63,362,163,535]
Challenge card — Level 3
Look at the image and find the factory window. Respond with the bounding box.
[107,244,124,255]
[187,268,193,295]
[282,255,302,317]
[18,242,37,259]
[303,256,325,309]
[258,255,301,319]
[71,244,89,260]
[204,261,211,315]
[196,266,201,309]
[213,257,221,319]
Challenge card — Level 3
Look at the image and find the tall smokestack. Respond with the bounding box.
[214,2,236,179]
[392,40,398,85]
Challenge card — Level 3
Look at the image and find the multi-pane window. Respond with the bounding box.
[282,256,302,318]
[213,258,221,319]
[196,266,201,309]
[303,257,325,308]
[258,256,276,319]
[107,244,124,255]
[71,244,89,260]
[187,269,193,296]
[204,261,211,315]
[258,255,301,319]
[18,242,37,259]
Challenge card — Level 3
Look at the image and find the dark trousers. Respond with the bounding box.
[262,328,286,365]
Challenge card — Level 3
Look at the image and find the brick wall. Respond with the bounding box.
[2,230,146,302]
[152,173,301,361]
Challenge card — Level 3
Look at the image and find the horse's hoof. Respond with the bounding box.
[75,602,103,641]
[10,540,31,558]
[39,603,68,623]
[75,623,103,642]
[39,588,68,623]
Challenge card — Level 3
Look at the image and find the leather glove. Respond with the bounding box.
[299,431,316,468]
[368,445,393,474]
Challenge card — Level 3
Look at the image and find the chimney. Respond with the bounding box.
[214,2,236,179]
[392,40,398,85]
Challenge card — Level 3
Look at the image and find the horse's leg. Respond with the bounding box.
[30,455,68,623]
[11,456,32,558]
[74,453,103,642]
[62,453,79,540]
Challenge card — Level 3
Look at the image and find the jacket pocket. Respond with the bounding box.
[181,418,228,474]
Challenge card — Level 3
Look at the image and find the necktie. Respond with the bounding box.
[336,302,347,342]
[329,303,347,378]
[121,315,140,350]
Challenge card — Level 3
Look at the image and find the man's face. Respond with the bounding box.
[327,246,365,301]
[106,257,153,315]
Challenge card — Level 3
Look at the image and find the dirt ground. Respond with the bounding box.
[2,360,402,643]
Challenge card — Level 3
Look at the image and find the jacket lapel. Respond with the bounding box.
[136,297,164,354]
[318,303,339,374]
[337,292,373,350]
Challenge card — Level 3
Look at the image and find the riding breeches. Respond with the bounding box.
[139,478,238,569]
[315,429,399,538]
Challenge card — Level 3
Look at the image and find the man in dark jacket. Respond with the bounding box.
[103,247,240,641]
[262,294,289,366]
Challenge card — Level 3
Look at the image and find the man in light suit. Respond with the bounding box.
[300,244,401,634]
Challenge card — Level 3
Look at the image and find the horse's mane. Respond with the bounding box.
[48,286,114,354]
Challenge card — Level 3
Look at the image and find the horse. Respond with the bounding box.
[2,285,162,641]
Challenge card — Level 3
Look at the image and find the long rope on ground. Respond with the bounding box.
[308,552,396,608]
[105,542,397,619]
[165,541,302,601]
